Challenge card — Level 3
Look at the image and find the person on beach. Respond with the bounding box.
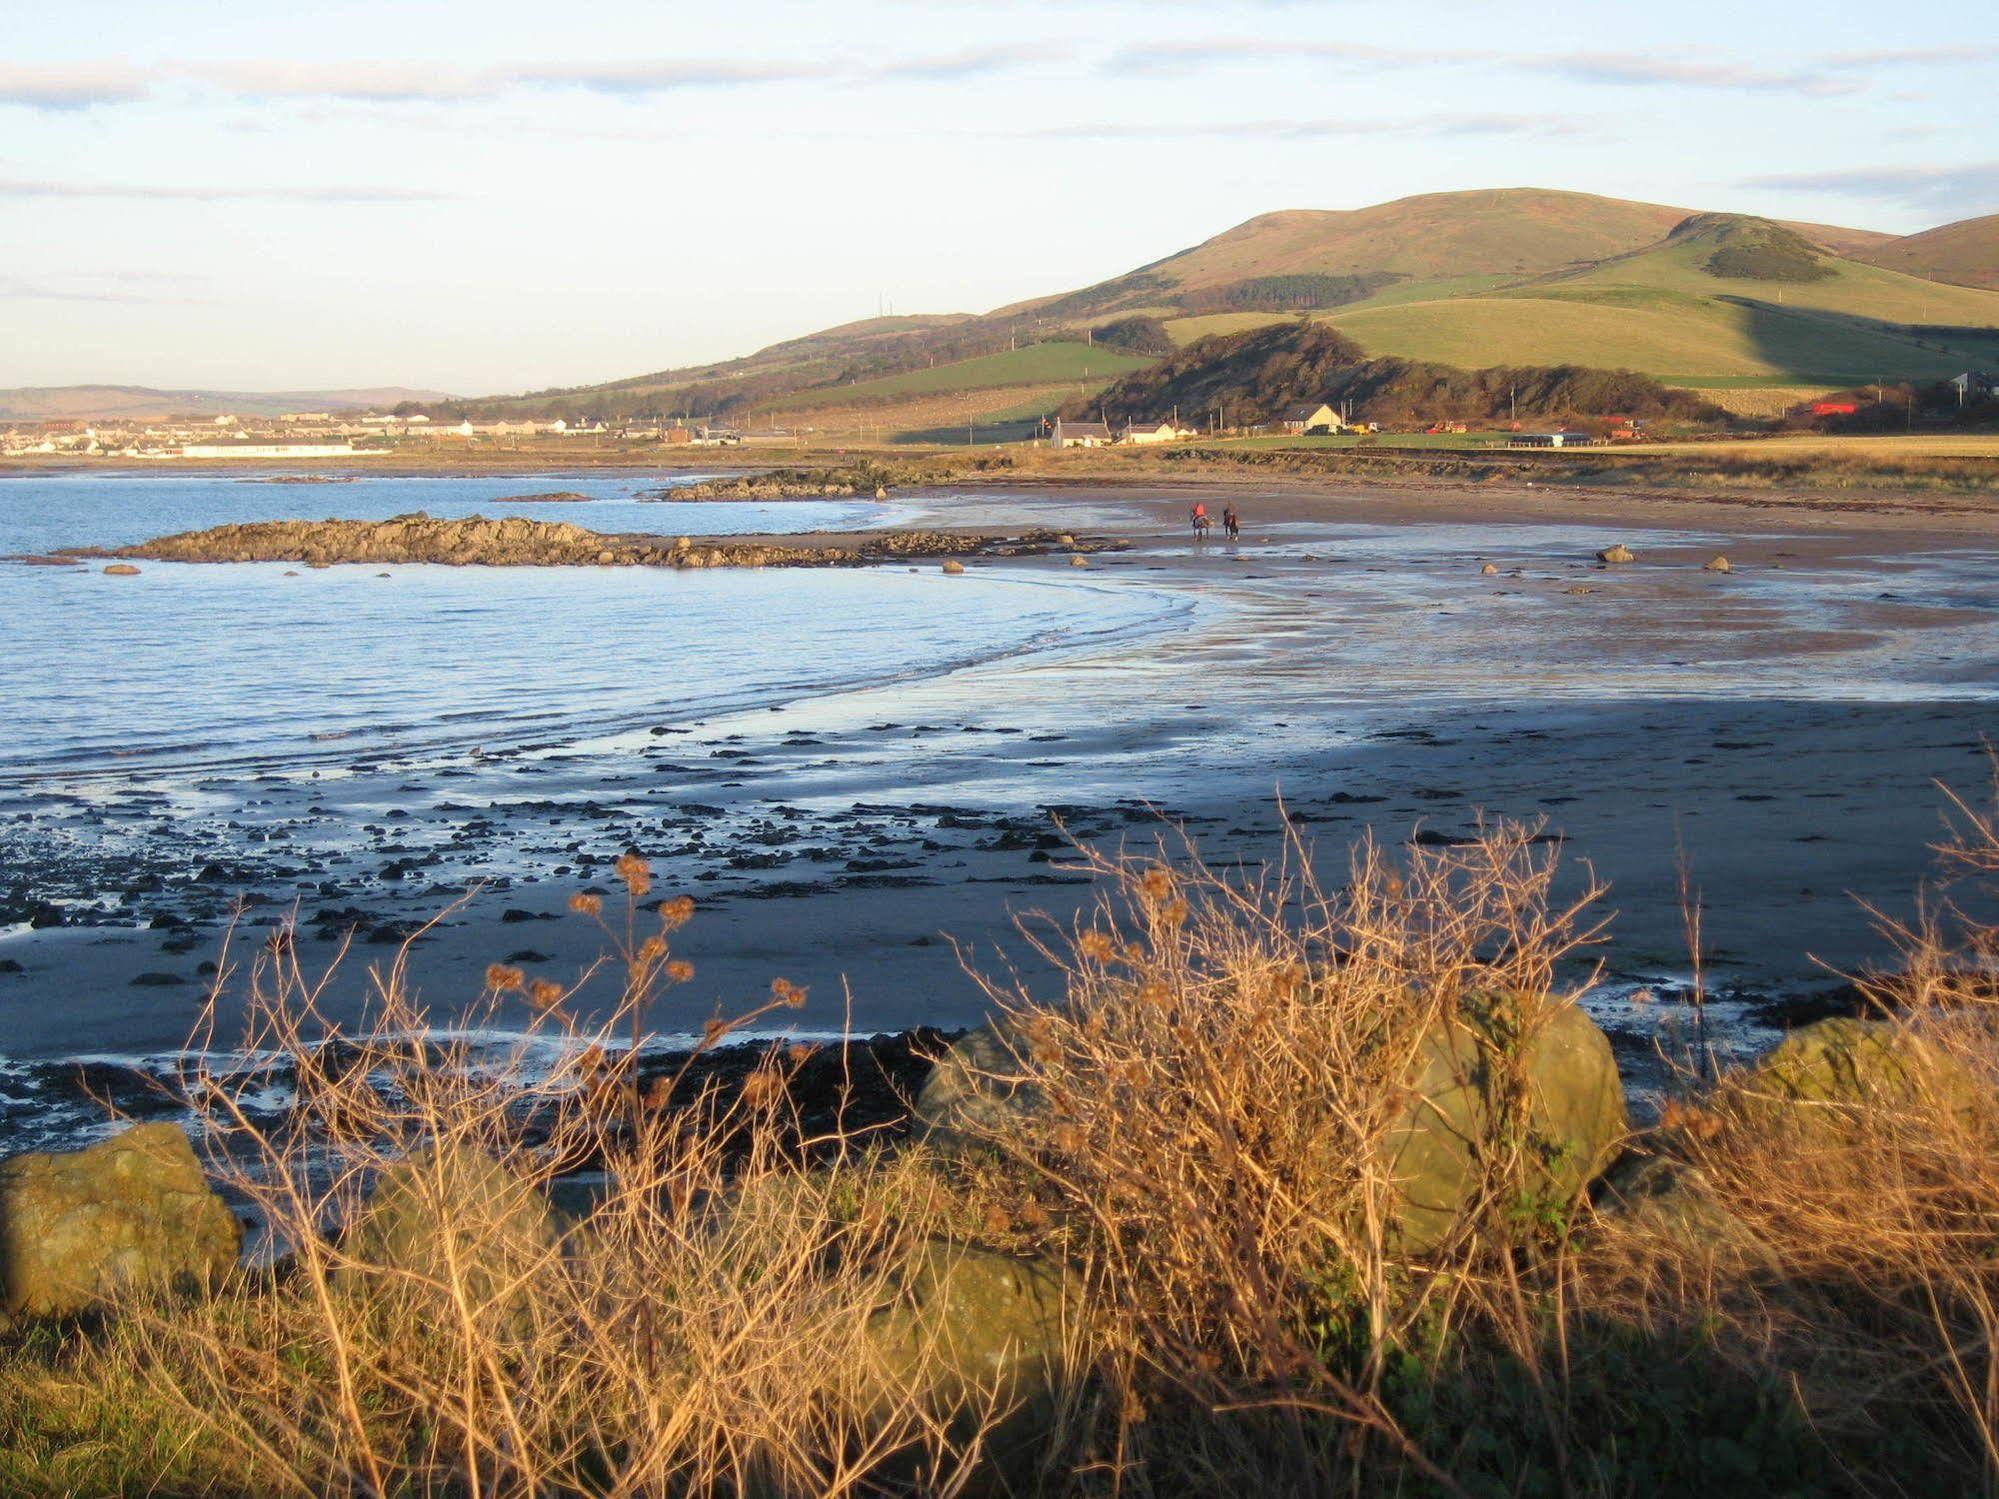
[1191,501,1210,538]
[1223,505,1240,540]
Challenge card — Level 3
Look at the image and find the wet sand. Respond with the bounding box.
[4,477,1998,1137]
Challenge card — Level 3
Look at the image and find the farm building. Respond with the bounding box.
[1280,403,1344,436]
[1120,420,1193,445]
[1049,419,1113,448]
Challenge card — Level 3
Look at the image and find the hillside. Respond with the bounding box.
[1322,213,1999,383]
[450,189,1998,431]
[0,385,453,422]
[1061,321,1725,428]
[1858,214,1999,292]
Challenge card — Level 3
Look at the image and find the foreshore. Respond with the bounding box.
[4,471,1999,1143]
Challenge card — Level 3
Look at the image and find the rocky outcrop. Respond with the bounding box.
[648,467,902,501]
[77,514,1121,571]
[496,491,593,504]
[0,1123,241,1318]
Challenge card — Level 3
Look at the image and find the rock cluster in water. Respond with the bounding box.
[70,513,1119,571]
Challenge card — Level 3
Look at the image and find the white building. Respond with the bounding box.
[1120,420,1193,445]
[1048,419,1113,448]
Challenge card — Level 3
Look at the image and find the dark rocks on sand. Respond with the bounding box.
[0,1123,241,1318]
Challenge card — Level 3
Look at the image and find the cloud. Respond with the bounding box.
[504,58,844,94]
[1740,160,1999,215]
[1025,111,1590,141]
[0,64,150,110]
[111,47,1071,108]
[0,178,455,204]
[0,272,210,305]
[1519,51,1860,96]
[1820,43,1999,68]
[1105,39,1457,75]
[874,44,1066,81]
[182,60,489,102]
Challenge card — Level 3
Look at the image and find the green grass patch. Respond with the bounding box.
[771,342,1151,410]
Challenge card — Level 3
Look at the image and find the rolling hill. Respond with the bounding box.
[1857,214,1999,292]
[1322,213,1999,383]
[452,189,1999,430]
[0,385,454,422]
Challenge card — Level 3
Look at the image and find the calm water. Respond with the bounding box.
[0,471,1179,781]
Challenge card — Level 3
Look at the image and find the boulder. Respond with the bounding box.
[913,1025,1044,1150]
[1704,555,1732,573]
[1596,544,1635,564]
[1480,562,1499,576]
[340,1146,563,1321]
[1069,555,1089,568]
[862,1240,1078,1481]
[1741,1017,1974,1113]
[1385,1000,1628,1250]
[102,563,141,576]
[921,1002,1628,1253]
[0,1123,241,1318]
[1598,1151,1753,1254]
[941,560,966,575]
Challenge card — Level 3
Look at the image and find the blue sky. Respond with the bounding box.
[3,0,1994,394]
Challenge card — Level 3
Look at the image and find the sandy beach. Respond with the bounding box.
[4,474,1998,1138]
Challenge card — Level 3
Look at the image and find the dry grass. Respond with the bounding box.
[12,806,1999,1494]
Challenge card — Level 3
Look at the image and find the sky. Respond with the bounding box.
[3,0,1995,396]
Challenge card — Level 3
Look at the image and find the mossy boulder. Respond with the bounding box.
[0,1123,241,1318]
[920,1001,1628,1254]
[339,1146,564,1320]
[1385,1000,1629,1251]
[866,1241,1075,1399]
[1740,1017,1977,1114]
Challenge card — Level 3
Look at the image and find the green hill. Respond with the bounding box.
[1321,214,1999,383]
[762,342,1152,411]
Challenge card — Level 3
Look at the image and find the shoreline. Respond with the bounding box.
[4,472,1999,1145]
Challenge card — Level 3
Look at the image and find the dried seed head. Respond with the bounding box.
[568,892,603,918]
[485,963,525,994]
[1076,930,1115,962]
[614,852,653,897]
[659,895,696,931]
[1139,866,1174,903]
[769,977,807,1009]
[637,935,667,963]
[666,959,695,984]
[528,978,565,1010]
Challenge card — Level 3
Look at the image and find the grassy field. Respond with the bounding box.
[1606,432,1999,459]
[768,341,1150,411]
